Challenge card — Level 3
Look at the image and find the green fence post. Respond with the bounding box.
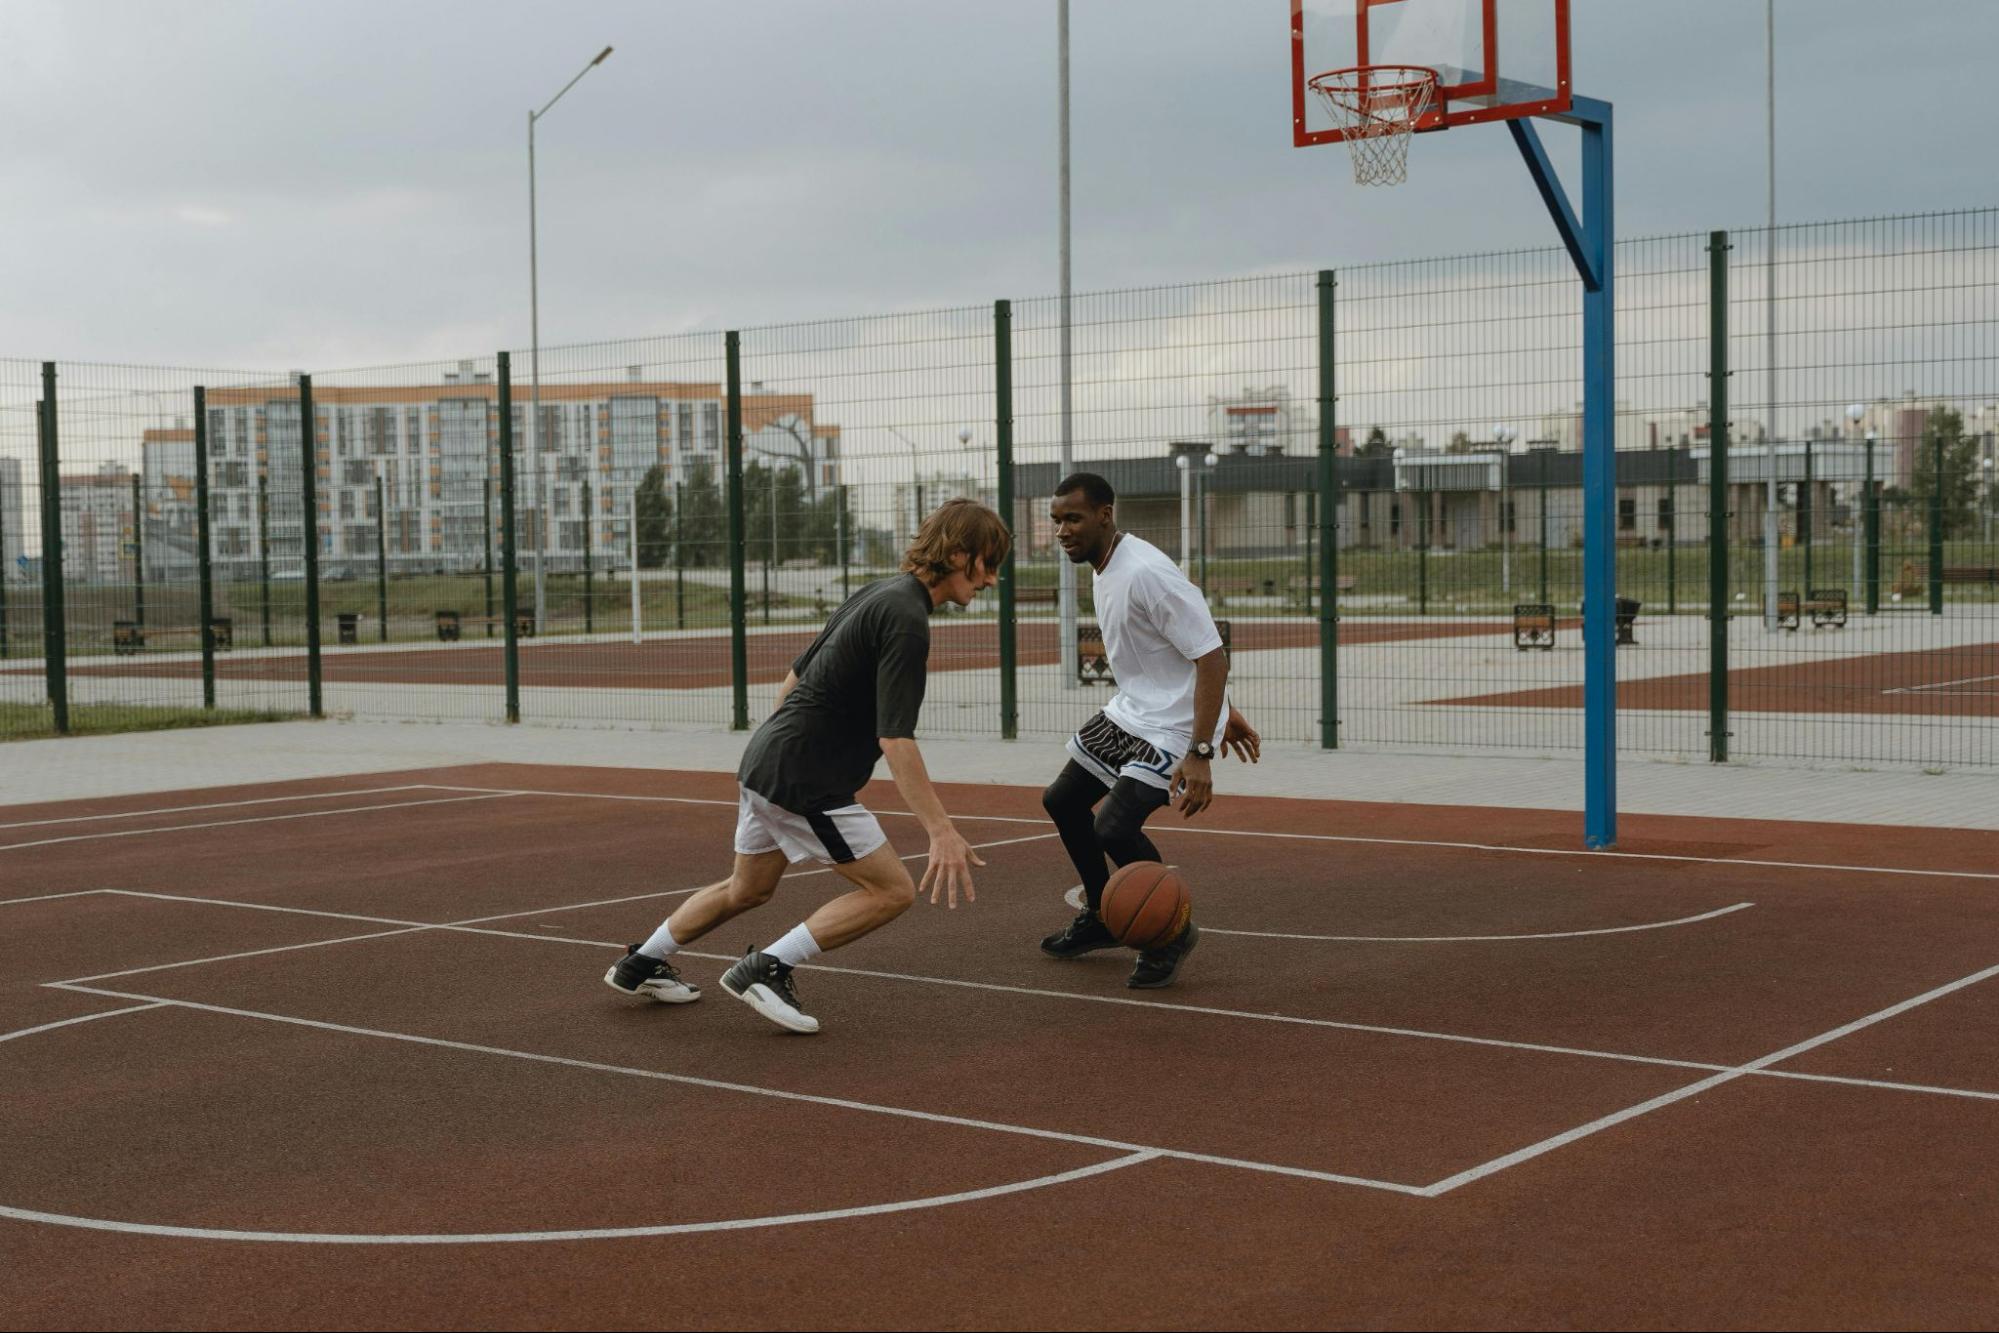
[194,386,215,708]
[1665,487,1677,615]
[996,298,1017,741]
[298,374,323,718]
[674,479,686,630]
[1707,230,1731,764]
[1864,436,1879,614]
[375,472,388,642]
[37,376,69,735]
[498,352,520,723]
[483,476,496,637]
[726,331,749,732]
[257,473,272,647]
[1537,473,1550,604]
[1802,439,1814,590]
[583,477,595,634]
[1929,431,1945,615]
[130,472,146,631]
[0,463,10,659]
[837,483,850,603]
[1417,505,1430,615]
[1316,269,1339,750]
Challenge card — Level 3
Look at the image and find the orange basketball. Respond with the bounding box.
[1099,862,1191,950]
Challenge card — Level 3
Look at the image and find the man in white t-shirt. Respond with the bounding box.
[1037,471,1260,988]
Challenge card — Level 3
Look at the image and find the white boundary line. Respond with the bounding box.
[1420,959,1999,1196]
[42,985,1428,1198]
[409,785,1999,883]
[34,887,1999,1111]
[0,1152,1159,1246]
[0,793,528,854]
[1886,673,1999,696]
[1059,883,1756,941]
[0,786,439,831]
[0,1003,167,1045]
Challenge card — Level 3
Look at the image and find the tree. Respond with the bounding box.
[634,465,672,569]
[1446,430,1474,454]
[1357,426,1392,458]
[676,462,727,567]
[1910,407,1981,539]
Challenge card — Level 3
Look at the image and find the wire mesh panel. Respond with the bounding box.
[737,308,997,738]
[1727,212,1999,769]
[1011,276,1320,745]
[2,362,306,739]
[0,360,50,735]
[493,333,732,729]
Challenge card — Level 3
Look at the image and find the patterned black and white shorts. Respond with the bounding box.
[1065,711,1180,792]
[733,787,887,865]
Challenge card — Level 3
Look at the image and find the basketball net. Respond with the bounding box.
[1307,66,1438,187]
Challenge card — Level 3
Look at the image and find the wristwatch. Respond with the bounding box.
[1191,740,1216,761]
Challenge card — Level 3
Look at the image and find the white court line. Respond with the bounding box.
[1886,673,1999,696]
[1419,959,1999,1197]
[0,889,112,908]
[0,786,437,831]
[1059,884,1756,941]
[0,1003,166,1045]
[45,983,1427,1197]
[413,785,1999,883]
[38,886,1999,1111]
[0,793,528,853]
[0,1152,1159,1246]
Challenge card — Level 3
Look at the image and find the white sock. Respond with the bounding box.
[637,919,681,960]
[765,923,823,968]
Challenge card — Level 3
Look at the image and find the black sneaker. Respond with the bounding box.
[1040,908,1123,959]
[720,948,820,1034]
[603,944,700,1004]
[1128,920,1200,989]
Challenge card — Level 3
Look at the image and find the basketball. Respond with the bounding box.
[1099,862,1192,950]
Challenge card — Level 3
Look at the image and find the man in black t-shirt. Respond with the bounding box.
[605,499,1012,1034]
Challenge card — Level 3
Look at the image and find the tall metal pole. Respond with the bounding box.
[674,478,686,630]
[36,379,69,735]
[1057,0,1078,688]
[498,352,521,724]
[725,331,749,731]
[1864,433,1880,614]
[0,463,11,659]
[628,486,641,645]
[1708,232,1732,764]
[194,387,215,707]
[583,477,595,634]
[374,470,388,642]
[996,299,1018,741]
[1315,271,1339,750]
[528,46,614,638]
[130,472,145,630]
[298,376,323,719]
[257,473,271,647]
[483,475,495,637]
[1762,0,1780,629]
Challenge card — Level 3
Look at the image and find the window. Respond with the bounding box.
[1657,496,1675,530]
[1389,502,1401,536]
[1502,499,1517,535]
[1618,496,1637,531]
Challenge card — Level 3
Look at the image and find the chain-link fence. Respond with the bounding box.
[3,209,1994,767]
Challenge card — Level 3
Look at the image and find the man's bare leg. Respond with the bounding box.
[663,850,791,946]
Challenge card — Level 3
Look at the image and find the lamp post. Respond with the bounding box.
[1174,451,1216,576]
[528,44,614,635]
[887,425,924,538]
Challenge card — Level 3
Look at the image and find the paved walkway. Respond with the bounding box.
[6,718,1997,831]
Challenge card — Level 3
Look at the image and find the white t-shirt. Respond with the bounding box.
[1090,533,1228,755]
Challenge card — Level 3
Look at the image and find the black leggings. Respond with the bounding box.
[1042,760,1171,912]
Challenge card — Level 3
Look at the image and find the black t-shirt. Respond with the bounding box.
[736,573,933,814]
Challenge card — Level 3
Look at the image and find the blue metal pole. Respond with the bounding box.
[1577,99,1616,848]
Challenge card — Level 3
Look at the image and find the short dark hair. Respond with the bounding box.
[1054,472,1114,508]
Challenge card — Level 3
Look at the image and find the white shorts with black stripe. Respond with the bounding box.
[733,786,888,865]
[1065,710,1180,792]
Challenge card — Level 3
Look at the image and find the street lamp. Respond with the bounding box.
[886,425,924,537]
[1846,404,1866,594]
[528,43,614,634]
[1175,450,1217,578]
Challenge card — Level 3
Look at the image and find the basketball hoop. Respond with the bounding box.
[1307,65,1438,186]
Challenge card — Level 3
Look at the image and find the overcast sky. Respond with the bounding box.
[2,0,1994,372]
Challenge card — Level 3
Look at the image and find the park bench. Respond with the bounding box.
[1014,586,1058,607]
[111,618,234,655]
[1511,603,1556,651]
[1940,565,1999,587]
[1775,588,1850,631]
[1286,572,1357,608]
[434,609,536,641]
[1076,618,1230,686]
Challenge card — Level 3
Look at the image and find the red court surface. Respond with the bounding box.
[6,764,1999,1328]
[15,617,1516,691]
[1435,639,1999,717]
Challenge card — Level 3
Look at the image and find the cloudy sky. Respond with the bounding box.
[2,0,1994,372]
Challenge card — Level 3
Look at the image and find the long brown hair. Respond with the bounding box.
[901,498,1012,583]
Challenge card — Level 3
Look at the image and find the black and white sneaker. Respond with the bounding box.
[1040,908,1122,959]
[603,944,701,1004]
[1128,920,1199,989]
[720,948,820,1034]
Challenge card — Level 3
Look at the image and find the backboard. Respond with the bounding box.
[1291,0,1571,147]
